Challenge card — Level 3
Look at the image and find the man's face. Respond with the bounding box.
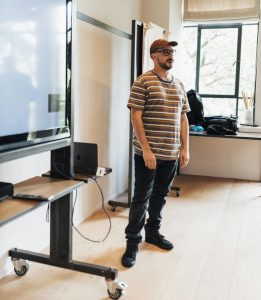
[153,47,175,70]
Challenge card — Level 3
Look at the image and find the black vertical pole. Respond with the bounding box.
[50,194,72,262]
[127,20,144,206]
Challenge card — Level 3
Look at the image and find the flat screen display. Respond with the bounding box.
[0,0,71,152]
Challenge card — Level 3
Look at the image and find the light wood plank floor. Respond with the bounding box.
[1,175,261,300]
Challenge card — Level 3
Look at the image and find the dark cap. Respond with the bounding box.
[150,39,178,54]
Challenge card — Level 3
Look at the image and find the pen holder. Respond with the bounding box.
[243,108,253,124]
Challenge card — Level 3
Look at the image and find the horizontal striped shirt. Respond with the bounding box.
[127,70,190,160]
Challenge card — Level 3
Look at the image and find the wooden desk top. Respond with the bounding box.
[0,197,40,226]
[14,176,84,200]
[43,169,112,183]
[73,173,94,183]
[0,176,84,226]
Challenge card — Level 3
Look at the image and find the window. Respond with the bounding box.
[183,23,258,124]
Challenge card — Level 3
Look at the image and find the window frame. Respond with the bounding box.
[184,22,259,123]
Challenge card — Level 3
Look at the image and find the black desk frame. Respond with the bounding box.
[8,184,117,280]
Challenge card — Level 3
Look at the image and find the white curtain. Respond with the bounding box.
[183,0,260,21]
[142,22,168,73]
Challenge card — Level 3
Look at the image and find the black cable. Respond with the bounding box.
[50,157,112,242]
[45,158,72,222]
[71,178,112,243]
[46,203,50,222]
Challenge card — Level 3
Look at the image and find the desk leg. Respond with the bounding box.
[50,193,72,262]
[8,192,127,298]
[9,193,118,280]
[9,248,118,279]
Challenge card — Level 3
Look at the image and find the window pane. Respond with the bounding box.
[182,27,197,90]
[183,24,258,119]
[202,98,236,116]
[199,28,238,95]
[239,24,258,100]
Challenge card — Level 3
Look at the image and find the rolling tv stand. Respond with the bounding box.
[1,175,126,299]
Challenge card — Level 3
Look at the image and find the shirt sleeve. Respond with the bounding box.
[127,79,147,111]
[180,81,191,114]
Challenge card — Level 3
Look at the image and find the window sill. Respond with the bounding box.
[190,131,261,140]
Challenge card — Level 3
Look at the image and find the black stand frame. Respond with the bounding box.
[9,180,117,280]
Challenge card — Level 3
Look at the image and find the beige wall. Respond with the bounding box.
[140,0,184,77]
[73,0,139,222]
[77,0,141,33]
[182,137,261,181]
[141,0,170,30]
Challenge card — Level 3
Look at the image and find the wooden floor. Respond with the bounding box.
[1,174,261,300]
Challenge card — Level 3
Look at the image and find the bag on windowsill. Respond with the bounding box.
[186,89,205,128]
[204,115,238,135]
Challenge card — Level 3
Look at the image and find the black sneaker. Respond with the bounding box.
[145,233,174,250]
[121,245,138,268]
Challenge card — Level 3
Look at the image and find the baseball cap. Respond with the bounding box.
[150,39,178,54]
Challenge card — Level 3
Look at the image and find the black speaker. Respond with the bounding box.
[0,182,14,201]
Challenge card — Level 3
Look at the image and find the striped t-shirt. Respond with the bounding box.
[127,70,190,160]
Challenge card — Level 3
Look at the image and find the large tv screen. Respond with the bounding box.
[0,0,71,158]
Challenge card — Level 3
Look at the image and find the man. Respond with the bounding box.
[121,38,190,268]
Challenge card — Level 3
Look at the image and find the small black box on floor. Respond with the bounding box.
[0,182,14,201]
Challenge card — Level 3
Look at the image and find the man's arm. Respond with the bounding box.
[180,113,190,168]
[131,109,156,169]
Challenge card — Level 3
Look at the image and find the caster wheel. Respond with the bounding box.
[107,288,122,299]
[12,259,29,276]
[110,205,117,212]
[176,191,180,197]
[14,264,29,276]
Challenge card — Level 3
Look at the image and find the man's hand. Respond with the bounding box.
[143,149,157,170]
[131,109,157,170]
[180,113,190,168]
[180,148,190,168]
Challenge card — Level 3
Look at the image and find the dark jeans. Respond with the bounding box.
[125,154,178,246]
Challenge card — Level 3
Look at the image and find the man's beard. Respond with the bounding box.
[158,60,173,70]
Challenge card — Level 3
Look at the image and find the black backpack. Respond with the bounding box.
[186,89,205,127]
[205,115,238,135]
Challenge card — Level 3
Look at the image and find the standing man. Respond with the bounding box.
[121,39,190,268]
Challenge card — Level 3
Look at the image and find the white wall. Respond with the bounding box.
[0,0,143,278]
[72,0,135,223]
[77,0,141,33]
[182,136,261,181]
[141,0,170,30]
